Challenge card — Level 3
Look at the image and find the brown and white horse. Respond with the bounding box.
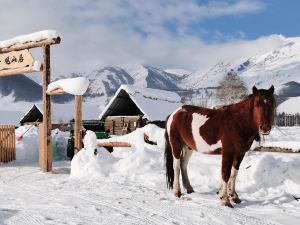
[165,86,275,208]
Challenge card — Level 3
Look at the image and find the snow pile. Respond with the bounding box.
[71,131,116,178]
[238,153,300,196]
[15,126,69,162]
[15,126,39,162]
[0,30,60,48]
[71,124,165,185]
[277,96,300,114]
[47,77,89,95]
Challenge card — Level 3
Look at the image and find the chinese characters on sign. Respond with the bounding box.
[0,49,34,69]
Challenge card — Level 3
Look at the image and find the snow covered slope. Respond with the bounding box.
[182,36,300,96]
[128,65,183,90]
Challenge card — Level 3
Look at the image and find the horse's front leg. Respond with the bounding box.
[228,154,245,204]
[219,152,234,208]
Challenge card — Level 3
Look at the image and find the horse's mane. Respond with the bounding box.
[219,94,254,111]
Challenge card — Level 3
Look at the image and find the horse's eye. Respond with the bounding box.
[263,99,268,104]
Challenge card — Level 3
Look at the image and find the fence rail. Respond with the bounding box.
[275,113,300,127]
[0,125,16,163]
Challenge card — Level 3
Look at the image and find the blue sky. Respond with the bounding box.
[1,0,299,75]
[162,0,300,42]
[195,0,300,41]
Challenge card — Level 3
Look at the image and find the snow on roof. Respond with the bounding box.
[277,97,300,114]
[0,30,60,49]
[99,85,182,121]
[22,103,100,124]
[47,77,89,95]
[121,85,181,102]
[0,110,24,125]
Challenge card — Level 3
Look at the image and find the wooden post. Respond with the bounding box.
[41,44,52,172]
[74,95,83,153]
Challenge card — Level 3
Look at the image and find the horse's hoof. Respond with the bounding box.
[221,201,234,208]
[187,189,194,194]
[230,197,242,204]
[174,190,181,198]
[224,202,234,208]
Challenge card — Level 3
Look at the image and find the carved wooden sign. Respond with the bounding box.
[0,49,34,69]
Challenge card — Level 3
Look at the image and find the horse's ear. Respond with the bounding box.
[269,85,274,94]
[252,86,258,94]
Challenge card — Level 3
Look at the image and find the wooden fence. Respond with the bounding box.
[0,125,16,163]
[275,113,300,127]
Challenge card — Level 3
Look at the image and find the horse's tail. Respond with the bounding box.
[164,128,174,189]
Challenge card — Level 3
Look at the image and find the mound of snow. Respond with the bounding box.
[47,77,89,95]
[15,126,69,163]
[71,124,165,185]
[71,131,117,178]
[238,153,300,196]
[15,126,39,162]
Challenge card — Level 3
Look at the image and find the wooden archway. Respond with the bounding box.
[0,31,60,172]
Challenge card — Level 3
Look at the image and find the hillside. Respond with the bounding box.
[181,36,300,96]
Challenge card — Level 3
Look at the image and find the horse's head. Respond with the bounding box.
[252,85,276,135]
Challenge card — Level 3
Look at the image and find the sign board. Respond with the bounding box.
[0,49,34,69]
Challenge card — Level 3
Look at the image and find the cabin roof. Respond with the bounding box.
[99,85,182,121]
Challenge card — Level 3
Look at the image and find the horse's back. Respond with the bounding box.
[181,105,217,117]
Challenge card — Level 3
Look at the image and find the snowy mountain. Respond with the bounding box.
[182,36,300,97]
[54,65,185,106]
[128,65,185,90]
[2,35,300,110]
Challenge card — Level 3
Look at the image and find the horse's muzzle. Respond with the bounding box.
[259,125,271,135]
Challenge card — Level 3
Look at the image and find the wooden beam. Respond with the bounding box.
[0,65,43,77]
[41,44,52,172]
[97,142,131,148]
[74,95,83,153]
[47,87,91,96]
[46,88,66,96]
[0,37,61,54]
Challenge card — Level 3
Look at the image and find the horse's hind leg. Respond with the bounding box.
[170,131,183,197]
[180,146,194,194]
[228,154,245,204]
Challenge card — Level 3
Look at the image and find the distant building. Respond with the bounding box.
[99,85,182,135]
[20,103,101,130]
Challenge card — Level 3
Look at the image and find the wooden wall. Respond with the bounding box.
[104,116,145,135]
[0,125,16,163]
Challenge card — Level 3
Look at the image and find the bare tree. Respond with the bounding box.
[216,70,248,105]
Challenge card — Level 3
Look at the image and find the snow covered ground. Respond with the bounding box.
[0,125,299,224]
[257,126,300,152]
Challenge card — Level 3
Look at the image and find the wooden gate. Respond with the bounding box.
[0,125,16,163]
